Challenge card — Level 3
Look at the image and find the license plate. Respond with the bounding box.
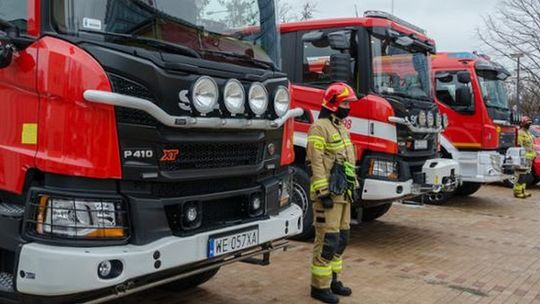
[208,227,259,258]
[414,140,428,150]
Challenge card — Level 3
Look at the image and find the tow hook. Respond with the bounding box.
[115,281,135,294]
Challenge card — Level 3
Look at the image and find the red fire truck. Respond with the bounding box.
[281,11,459,237]
[430,52,527,203]
[0,0,303,302]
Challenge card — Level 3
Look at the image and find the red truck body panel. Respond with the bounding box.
[432,53,516,151]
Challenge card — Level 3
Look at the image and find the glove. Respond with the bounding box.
[320,194,334,209]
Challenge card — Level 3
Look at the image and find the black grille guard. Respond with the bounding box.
[84,90,303,130]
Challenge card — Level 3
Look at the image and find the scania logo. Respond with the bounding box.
[178,89,192,112]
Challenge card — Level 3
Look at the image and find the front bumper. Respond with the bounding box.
[458,150,527,183]
[16,204,302,297]
[360,158,459,201]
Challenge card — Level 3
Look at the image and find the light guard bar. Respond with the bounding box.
[84,90,304,130]
[364,10,427,35]
[389,116,442,134]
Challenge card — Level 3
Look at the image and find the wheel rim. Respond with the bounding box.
[507,175,518,185]
[292,181,310,218]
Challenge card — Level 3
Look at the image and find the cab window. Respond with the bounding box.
[0,0,28,33]
[302,40,341,86]
[435,71,474,109]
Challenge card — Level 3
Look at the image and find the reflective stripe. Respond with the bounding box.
[331,133,341,141]
[308,136,326,151]
[311,264,332,277]
[331,258,343,273]
[311,179,329,192]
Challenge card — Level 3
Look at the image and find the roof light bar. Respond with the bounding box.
[364,10,427,35]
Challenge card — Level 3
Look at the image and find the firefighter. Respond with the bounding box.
[514,116,536,199]
[307,83,360,304]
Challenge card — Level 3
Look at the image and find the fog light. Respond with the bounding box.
[182,202,202,230]
[186,206,198,223]
[97,260,123,279]
[249,195,264,217]
[98,260,112,278]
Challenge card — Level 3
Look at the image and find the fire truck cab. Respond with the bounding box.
[431,52,527,203]
[281,11,459,237]
[0,0,303,302]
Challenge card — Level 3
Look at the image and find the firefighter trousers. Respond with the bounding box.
[311,200,351,289]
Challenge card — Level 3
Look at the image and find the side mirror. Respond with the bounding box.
[329,53,351,83]
[327,31,350,50]
[456,71,471,84]
[0,33,14,69]
[302,31,325,43]
[455,86,473,108]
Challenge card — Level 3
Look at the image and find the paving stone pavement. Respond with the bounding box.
[115,185,540,304]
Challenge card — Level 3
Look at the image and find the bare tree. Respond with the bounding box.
[478,0,540,117]
[299,1,318,21]
[277,0,297,23]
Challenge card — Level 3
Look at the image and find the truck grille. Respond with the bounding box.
[499,132,516,149]
[150,177,258,197]
[158,143,264,171]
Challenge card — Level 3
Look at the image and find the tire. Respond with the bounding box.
[455,182,482,196]
[503,174,536,188]
[361,203,392,222]
[290,165,314,241]
[160,268,220,291]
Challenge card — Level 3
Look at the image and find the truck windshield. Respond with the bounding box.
[477,70,509,110]
[51,0,281,70]
[371,36,432,101]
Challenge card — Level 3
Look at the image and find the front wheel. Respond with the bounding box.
[361,203,392,222]
[503,173,536,188]
[290,165,314,241]
[455,182,482,196]
[160,268,220,291]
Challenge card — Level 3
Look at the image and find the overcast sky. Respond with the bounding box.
[303,0,502,54]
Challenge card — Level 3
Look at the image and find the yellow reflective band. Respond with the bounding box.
[331,133,342,141]
[308,136,326,151]
[344,139,353,147]
[331,258,343,272]
[311,179,329,192]
[311,264,332,277]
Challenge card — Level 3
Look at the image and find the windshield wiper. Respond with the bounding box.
[201,49,276,71]
[486,104,509,111]
[78,29,201,58]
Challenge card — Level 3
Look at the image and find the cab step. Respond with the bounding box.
[0,203,24,218]
[0,272,14,292]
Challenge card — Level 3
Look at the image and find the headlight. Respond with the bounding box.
[248,82,269,116]
[367,159,398,180]
[35,196,127,239]
[273,86,290,118]
[192,76,219,115]
[442,113,449,128]
[418,111,427,127]
[427,111,435,128]
[436,113,442,128]
[279,175,293,208]
[224,79,245,115]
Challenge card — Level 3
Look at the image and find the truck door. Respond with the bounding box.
[0,1,40,194]
[435,70,483,150]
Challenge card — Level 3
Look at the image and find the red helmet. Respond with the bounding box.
[322,83,358,112]
[521,116,533,127]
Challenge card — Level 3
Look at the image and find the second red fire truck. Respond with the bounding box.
[281,11,460,238]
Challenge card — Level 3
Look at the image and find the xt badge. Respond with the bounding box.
[161,149,180,162]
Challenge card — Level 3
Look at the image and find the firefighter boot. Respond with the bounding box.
[523,186,532,198]
[514,183,526,199]
[311,287,340,304]
[331,273,352,296]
